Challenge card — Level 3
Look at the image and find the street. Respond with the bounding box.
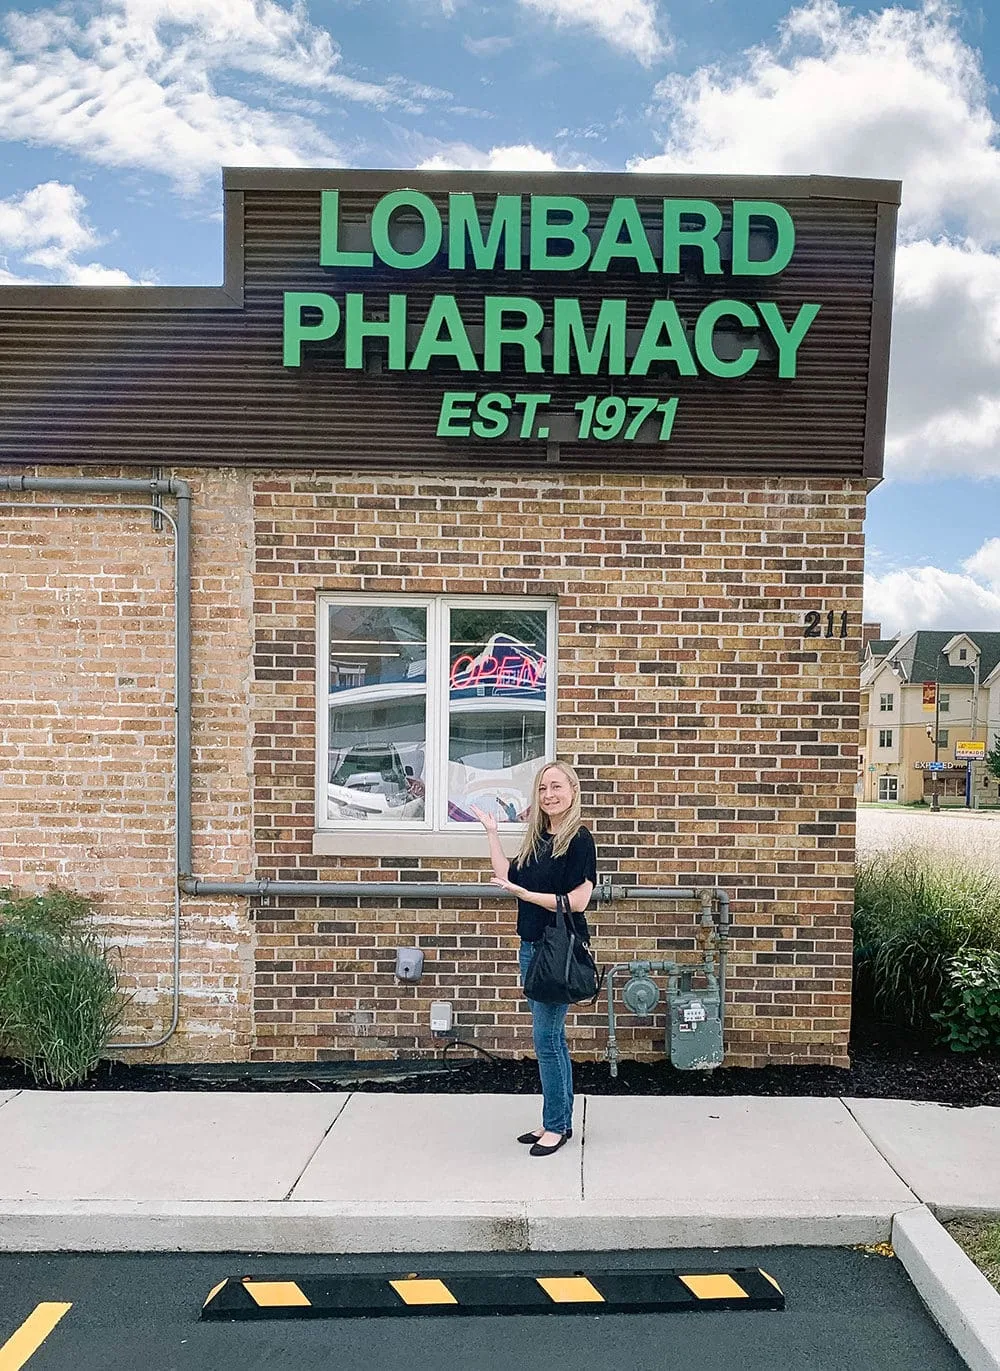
[857,804,1000,866]
[0,1248,965,1371]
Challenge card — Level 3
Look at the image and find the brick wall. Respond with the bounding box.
[251,471,865,1069]
[1,465,864,1069]
[0,466,256,1061]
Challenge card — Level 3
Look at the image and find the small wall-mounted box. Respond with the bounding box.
[430,1001,453,1033]
[394,948,425,982]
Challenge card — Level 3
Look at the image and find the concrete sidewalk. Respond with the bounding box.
[0,1089,997,1253]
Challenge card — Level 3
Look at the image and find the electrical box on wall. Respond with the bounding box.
[395,948,424,982]
[430,1001,453,1033]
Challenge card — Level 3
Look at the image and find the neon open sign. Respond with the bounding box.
[450,650,546,694]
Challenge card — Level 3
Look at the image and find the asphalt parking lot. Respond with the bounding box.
[0,1247,965,1371]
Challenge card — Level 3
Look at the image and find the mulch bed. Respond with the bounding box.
[2,1021,998,1107]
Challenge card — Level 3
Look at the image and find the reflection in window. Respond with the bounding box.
[447,607,549,823]
[326,604,427,823]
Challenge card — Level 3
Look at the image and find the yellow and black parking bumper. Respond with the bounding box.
[201,1268,784,1320]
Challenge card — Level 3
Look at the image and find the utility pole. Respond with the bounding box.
[930,653,942,812]
[970,653,981,810]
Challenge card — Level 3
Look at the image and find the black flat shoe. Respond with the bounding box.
[517,1129,571,1145]
[529,1133,571,1157]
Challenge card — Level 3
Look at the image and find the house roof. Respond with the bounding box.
[865,639,897,659]
[889,631,1000,686]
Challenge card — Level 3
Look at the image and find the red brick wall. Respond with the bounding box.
[1,465,863,1068]
[251,472,864,1069]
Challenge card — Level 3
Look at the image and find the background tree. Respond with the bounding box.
[986,734,1000,784]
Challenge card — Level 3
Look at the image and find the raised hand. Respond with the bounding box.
[469,804,498,834]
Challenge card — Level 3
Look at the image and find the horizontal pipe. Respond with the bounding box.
[0,475,190,497]
[179,877,718,903]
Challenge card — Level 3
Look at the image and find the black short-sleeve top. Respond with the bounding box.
[508,825,598,943]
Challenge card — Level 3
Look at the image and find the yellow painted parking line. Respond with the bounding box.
[243,1281,311,1308]
[0,1303,72,1371]
[390,1279,458,1306]
[536,1277,605,1304]
[680,1274,749,1301]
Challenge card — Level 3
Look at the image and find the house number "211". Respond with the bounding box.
[804,610,848,639]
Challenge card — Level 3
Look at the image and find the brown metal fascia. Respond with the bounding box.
[0,187,245,312]
[222,166,903,204]
[862,199,900,480]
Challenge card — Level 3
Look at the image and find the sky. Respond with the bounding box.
[0,0,998,640]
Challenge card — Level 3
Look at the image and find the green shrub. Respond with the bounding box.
[931,949,1000,1053]
[0,886,128,1086]
[853,850,1000,1034]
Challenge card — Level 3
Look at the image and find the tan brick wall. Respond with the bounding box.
[1,465,864,1069]
[0,466,256,1061]
[251,471,865,1069]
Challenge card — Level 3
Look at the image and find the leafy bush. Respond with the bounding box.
[853,850,1000,1036]
[931,949,1000,1053]
[0,886,128,1086]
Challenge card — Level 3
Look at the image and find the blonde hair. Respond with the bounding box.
[516,761,584,864]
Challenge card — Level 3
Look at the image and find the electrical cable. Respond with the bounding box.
[439,1033,503,1064]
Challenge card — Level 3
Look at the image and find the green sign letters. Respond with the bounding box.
[282,190,822,440]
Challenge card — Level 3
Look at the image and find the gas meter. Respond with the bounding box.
[669,975,723,1071]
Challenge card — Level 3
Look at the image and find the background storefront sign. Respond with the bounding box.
[955,740,986,759]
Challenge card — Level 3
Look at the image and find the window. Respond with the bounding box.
[937,730,949,748]
[939,693,950,713]
[317,596,555,830]
[878,729,893,748]
[878,775,898,802]
[879,693,894,712]
[959,648,967,661]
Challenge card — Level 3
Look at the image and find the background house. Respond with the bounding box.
[860,627,1000,805]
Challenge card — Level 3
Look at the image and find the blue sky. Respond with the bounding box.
[0,0,998,638]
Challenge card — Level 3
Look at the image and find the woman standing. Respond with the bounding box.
[472,762,597,1158]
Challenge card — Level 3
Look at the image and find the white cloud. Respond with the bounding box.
[886,239,1000,478]
[0,180,96,257]
[631,0,999,238]
[462,34,514,57]
[418,141,567,171]
[0,179,141,283]
[630,0,1000,482]
[963,538,1000,588]
[518,0,669,66]
[865,536,1000,635]
[0,0,444,193]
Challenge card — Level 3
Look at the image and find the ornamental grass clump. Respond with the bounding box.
[853,850,1000,1042]
[0,886,128,1087]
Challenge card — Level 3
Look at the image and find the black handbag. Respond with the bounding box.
[523,894,602,1005]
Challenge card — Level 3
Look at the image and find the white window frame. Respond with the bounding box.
[878,775,898,802]
[939,692,950,713]
[315,593,558,835]
[878,728,893,749]
[879,692,894,712]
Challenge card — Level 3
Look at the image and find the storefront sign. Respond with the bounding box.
[282,191,822,441]
[449,635,546,700]
[955,741,986,759]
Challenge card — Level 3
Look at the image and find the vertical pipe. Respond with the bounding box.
[605,966,619,1077]
[172,481,193,878]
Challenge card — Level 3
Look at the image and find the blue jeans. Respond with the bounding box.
[519,939,574,1135]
